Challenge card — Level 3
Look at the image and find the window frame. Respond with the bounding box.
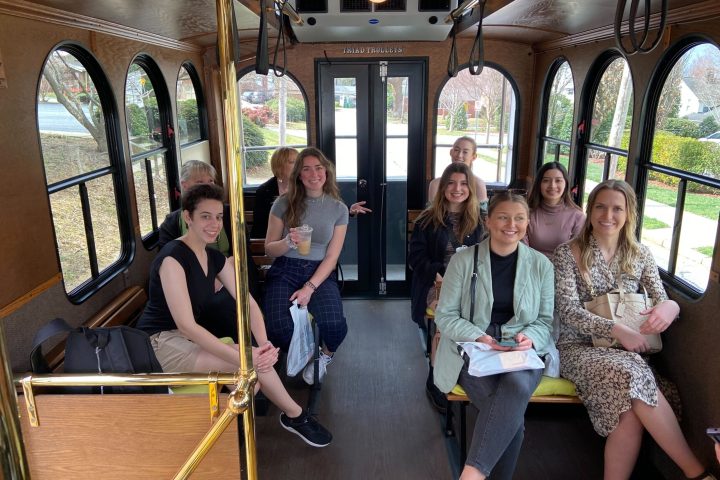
[536,57,574,171]
[176,61,208,147]
[236,66,310,192]
[431,61,521,187]
[125,54,180,249]
[37,42,134,303]
[636,35,720,297]
[574,51,633,206]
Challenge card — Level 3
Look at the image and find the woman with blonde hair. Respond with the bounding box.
[434,191,554,480]
[410,163,485,412]
[554,179,714,479]
[264,147,349,385]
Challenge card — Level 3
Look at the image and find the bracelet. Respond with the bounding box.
[304,281,317,292]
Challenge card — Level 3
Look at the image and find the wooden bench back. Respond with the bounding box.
[18,394,241,479]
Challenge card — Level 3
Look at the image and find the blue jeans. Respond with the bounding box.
[263,256,347,352]
[458,363,542,479]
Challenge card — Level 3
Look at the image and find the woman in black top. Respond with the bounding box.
[137,183,332,447]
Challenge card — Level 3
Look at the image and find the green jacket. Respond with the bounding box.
[433,239,555,393]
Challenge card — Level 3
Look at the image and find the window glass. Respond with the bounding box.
[38,48,124,295]
[125,58,174,243]
[541,61,574,169]
[434,66,516,184]
[125,63,163,156]
[589,58,634,148]
[238,70,308,186]
[545,61,575,142]
[176,65,202,145]
[642,43,720,293]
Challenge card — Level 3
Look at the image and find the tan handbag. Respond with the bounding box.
[585,274,662,354]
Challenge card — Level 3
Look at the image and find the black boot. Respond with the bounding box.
[425,367,448,414]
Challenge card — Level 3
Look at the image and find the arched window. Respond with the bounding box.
[539,59,575,169]
[37,45,131,301]
[434,65,517,184]
[125,55,178,247]
[578,56,633,204]
[639,40,720,294]
[238,69,309,187]
[176,62,207,148]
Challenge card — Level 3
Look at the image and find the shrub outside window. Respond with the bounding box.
[38,46,130,299]
[641,42,720,294]
[238,69,308,186]
[176,64,203,145]
[434,66,517,184]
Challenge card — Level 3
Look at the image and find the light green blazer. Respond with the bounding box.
[433,239,555,393]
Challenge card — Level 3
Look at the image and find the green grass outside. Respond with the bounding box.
[696,246,714,256]
[261,128,306,146]
[642,217,669,229]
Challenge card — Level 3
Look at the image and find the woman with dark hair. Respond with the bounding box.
[409,163,485,412]
[554,180,713,479]
[525,162,584,259]
[137,183,332,448]
[263,147,348,385]
[434,191,554,480]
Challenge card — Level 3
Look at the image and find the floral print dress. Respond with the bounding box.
[553,237,679,437]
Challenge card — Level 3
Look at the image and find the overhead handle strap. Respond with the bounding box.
[614,0,668,56]
[447,18,460,78]
[256,0,270,74]
[467,0,485,75]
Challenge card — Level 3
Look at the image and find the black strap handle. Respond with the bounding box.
[469,244,479,322]
[467,1,485,76]
[30,318,75,373]
[447,19,459,78]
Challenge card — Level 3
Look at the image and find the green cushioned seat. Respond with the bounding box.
[170,337,235,394]
[450,375,577,398]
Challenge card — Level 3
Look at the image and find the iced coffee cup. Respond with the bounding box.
[296,224,313,256]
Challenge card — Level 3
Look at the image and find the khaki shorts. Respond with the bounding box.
[150,330,201,372]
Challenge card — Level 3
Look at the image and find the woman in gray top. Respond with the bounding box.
[264,147,349,385]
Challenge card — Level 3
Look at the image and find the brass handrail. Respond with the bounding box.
[14,372,241,427]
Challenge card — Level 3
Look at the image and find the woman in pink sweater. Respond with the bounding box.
[526,162,585,259]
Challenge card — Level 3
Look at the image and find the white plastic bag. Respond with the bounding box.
[287,301,315,376]
[457,342,544,378]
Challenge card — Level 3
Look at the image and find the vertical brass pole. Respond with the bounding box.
[0,318,31,479]
[215,0,258,478]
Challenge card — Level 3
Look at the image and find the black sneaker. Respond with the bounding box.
[279,410,333,447]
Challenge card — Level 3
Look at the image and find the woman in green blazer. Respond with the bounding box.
[434,191,554,480]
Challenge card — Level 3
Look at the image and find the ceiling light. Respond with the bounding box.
[369,0,387,4]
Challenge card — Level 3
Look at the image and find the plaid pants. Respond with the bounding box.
[263,256,347,352]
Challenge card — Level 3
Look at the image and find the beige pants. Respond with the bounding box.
[149,330,201,372]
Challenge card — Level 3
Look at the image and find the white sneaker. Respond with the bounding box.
[302,351,333,385]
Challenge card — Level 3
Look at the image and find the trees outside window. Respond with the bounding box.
[38,46,131,300]
[125,57,177,246]
[434,66,517,184]
[540,60,574,169]
[176,63,204,145]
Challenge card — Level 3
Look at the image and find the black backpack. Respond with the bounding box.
[30,318,166,394]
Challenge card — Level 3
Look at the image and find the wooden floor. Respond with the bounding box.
[255,299,453,480]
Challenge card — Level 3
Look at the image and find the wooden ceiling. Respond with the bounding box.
[8,0,718,54]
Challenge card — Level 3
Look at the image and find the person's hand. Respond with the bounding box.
[475,334,513,351]
[286,227,302,246]
[435,273,443,282]
[714,442,719,464]
[612,323,650,353]
[639,300,679,335]
[349,201,372,216]
[252,342,279,373]
[512,333,534,351]
[289,284,314,307]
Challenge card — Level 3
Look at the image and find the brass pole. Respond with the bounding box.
[0,318,31,479]
[216,0,259,478]
[174,375,254,480]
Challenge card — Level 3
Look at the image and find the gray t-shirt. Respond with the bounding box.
[270,195,349,261]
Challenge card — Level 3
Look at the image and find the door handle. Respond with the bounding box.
[358,179,368,189]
